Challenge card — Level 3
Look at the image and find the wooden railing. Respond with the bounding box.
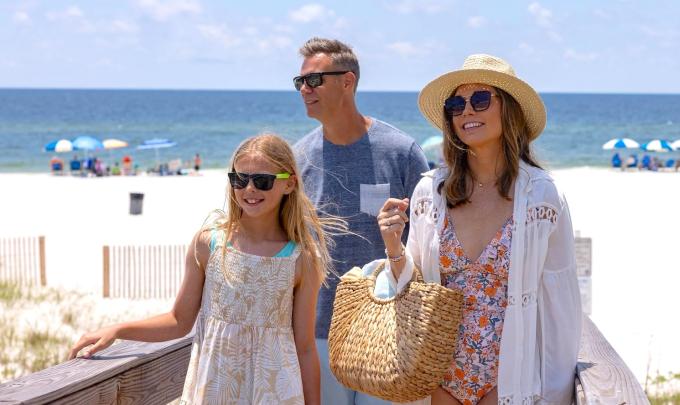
[0,335,193,404]
[102,244,186,298]
[0,316,650,404]
[0,235,46,286]
[576,316,649,404]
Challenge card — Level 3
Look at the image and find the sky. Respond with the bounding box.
[2,0,679,93]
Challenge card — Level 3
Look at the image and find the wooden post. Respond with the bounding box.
[39,236,46,286]
[103,245,110,298]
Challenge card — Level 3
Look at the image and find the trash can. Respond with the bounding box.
[129,192,144,215]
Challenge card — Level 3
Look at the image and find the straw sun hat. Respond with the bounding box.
[418,53,546,141]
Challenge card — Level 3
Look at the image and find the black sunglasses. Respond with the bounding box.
[293,71,349,91]
[444,90,497,117]
[228,172,291,191]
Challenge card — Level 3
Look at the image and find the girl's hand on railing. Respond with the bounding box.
[68,325,119,360]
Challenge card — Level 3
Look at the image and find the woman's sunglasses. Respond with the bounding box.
[293,71,349,91]
[444,90,496,117]
[228,172,291,191]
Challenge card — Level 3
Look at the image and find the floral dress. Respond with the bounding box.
[180,233,304,404]
[438,214,513,405]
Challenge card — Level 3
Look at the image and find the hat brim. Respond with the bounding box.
[418,69,546,141]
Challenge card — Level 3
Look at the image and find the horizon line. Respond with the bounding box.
[1,86,680,96]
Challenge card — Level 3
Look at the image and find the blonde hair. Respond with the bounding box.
[439,86,542,207]
[208,133,346,283]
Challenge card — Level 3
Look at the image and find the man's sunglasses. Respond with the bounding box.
[228,172,291,191]
[293,71,349,91]
[444,90,497,117]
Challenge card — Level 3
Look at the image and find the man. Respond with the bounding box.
[293,37,429,405]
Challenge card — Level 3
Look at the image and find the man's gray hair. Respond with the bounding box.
[299,37,360,90]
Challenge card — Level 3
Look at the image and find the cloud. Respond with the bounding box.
[387,41,428,57]
[13,11,31,25]
[528,2,552,28]
[46,6,85,21]
[110,20,140,34]
[197,24,241,48]
[289,4,334,23]
[135,0,202,21]
[467,16,486,28]
[386,0,445,14]
[564,49,599,61]
[518,42,535,55]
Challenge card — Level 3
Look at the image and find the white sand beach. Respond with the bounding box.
[1,167,679,385]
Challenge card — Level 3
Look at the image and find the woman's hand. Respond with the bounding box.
[377,197,409,256]
[68,325,119,360]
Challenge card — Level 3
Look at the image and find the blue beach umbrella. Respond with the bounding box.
[72,135,104,151]
[137,138,177,165]
[601,138,639,150]
[44,139,74,153]
[641,139,673,152]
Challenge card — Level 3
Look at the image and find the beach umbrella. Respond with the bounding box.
[671,140,680,151]
[601,138,639,150]
[103,138,128,149]
[44,139,74,153]
[72,135,104,151]
[641,139,673,152]
[137,138,177,165]
[420,135,443,162]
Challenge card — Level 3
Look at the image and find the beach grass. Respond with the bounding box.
[0,280,170,383]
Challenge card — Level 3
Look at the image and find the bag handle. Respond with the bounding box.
[370,258,424,284]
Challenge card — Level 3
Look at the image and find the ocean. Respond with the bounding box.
[1,89,679,172]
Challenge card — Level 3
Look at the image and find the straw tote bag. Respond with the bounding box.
[328,261,463,402]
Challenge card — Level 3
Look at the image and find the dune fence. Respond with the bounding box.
[0,235,46,286]
[102,244,186,299]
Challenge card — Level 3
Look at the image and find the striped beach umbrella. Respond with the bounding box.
[641,139,673,152]
[137,138,177,165]
[44,139,74,153]
[601,138,639,150]
[671,140,680,151]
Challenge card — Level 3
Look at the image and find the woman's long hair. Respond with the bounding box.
[439,86,542,208]
[207,133,346,284]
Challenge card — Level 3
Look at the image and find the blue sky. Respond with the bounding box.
[2,0,679,93]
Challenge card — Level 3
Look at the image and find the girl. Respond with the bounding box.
[69,133,345,404]
[377,54,581,404]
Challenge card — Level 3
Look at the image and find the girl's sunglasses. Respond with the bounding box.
[444,90,496,117]
[228,172,291,191]
[293,71,349,91]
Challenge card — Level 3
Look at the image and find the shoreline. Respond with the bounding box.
[1,166,679,385]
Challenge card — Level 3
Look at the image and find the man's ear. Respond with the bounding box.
[343,72,356,90]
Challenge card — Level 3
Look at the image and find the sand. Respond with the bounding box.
[1,167,679,385]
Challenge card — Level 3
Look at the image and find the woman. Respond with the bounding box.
[378,54,581,404]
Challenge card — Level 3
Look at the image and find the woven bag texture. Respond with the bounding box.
[328,262,463,402]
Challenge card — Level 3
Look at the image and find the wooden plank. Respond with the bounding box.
[102,246,110,298]
[577,315,649,405]
[0,334,193,404]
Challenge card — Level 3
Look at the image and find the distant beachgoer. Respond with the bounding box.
[111,162,121,176]
[122,155,132,175]
[50,156,64,175]
[292,37,429,405]
[375,54,581,404]
[194,153,202,172]
[626,154,638,169]
[641,154,651,170]
[611,152,622,168]
[69,155,81,175]
[69,133,347,404]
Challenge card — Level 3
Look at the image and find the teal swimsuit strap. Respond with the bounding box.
[225,240,297,257]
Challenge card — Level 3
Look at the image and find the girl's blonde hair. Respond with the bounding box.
[439,86,542,207]
[208,133,346,283]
